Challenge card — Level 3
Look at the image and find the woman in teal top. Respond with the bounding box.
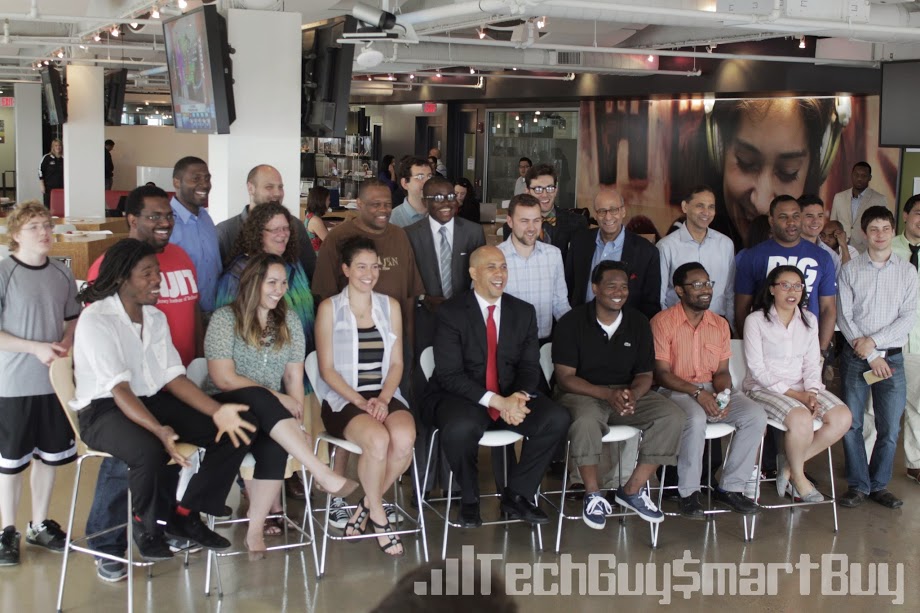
[216,202,315,357]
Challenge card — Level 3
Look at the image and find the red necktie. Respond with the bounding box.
[486,304,500,421]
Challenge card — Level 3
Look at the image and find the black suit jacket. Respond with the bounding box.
[501,207,588,262]
[424,291,541,418]
[405,216,486,298]
[565,228,661,319]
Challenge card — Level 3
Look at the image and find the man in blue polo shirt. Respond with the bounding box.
[169,156,221,313]
[735,195,837,355]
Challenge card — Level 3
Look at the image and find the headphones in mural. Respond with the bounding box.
[704,96,852,184]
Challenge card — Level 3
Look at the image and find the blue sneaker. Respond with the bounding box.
[582,491,613,530]
[614,486,664,524]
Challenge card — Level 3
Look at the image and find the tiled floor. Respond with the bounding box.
[3,441,919,612]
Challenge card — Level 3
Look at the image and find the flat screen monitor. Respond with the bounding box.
[41,66,66,125]
[879,61,920,148]
[105,69,128,126]
[163,5,236,134]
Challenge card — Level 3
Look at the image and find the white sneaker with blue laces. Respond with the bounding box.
[614,486,664,524]
[582,491,613,530]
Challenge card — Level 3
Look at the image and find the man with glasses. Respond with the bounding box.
[652,263,765,518]
[891,195,920,485]
[390,156,432,228]
[82,185,203,581]
[513,157,532,196]
[837,206,917,510]
[657,186,736,330]
[567,188,661,319]
[215,164,316,279]
[503,163,586,262]
[0,201,80,567]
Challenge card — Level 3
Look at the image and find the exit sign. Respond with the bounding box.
[0,97,13,107]
[422,102,437,114]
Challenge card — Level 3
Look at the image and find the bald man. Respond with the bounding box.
[565,188,661,319]
[215,164,317,278]
[423,246,570,527]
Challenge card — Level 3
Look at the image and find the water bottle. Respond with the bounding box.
[707,389,732,422]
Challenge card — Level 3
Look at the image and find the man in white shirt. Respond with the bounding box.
[819,220,858,268]
[830,162,890,253]
[72,239,256,561]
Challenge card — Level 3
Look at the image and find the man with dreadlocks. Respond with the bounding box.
[71,239,257,562]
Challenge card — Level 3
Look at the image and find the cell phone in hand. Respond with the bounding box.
[863,370,885,385]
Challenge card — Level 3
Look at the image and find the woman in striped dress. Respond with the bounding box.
[314,236,415,557]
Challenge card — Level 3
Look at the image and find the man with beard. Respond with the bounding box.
[215,164,316,279]
[652,263,765,518]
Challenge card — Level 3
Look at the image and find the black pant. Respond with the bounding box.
[434,393,570,504]
[79,391,251,534]
[212,387,291,480]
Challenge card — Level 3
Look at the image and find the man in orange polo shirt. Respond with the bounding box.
[651,262,766,519]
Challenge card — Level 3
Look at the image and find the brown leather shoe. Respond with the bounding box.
[284,474,306,501]
[906,468,920,484]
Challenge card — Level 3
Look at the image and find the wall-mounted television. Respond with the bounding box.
[162,5,236,134]
[41,66,66,125]
[302,18,355,137]
[880,60,920,148]
[104,69,129,126]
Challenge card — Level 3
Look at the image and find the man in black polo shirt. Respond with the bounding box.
[553,261,685,528]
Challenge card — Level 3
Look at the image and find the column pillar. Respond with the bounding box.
[207,9,302,224]
[13,83,43,203]
[62,65,105,217]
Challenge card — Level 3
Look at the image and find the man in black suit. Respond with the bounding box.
[501,163,587,262]
[424,246,570,527]
[566,188,661,319]
[406,176,486,495]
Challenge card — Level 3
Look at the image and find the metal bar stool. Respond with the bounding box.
[419,347,545,560]
[304,352,429,577]
[181,358,317,597]
[748,417,838,539]
[50,357,199,613]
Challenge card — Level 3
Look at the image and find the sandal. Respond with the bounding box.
[369,519,404,557]
[263,517,284,537]
[344,498,370,538]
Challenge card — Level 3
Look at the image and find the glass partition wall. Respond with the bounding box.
[484,109,578,207]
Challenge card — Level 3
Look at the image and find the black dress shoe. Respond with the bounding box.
[132,521,173,561]
[868,489,903,509]
[566,483,586,501]
[712,489,762,515]
[458,503,482,528]
[500,490,550,525]
[167,512,231,551]
[838,488,867,508]
[679,492,706,520]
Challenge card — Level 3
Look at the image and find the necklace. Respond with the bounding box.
[349,299,372,320]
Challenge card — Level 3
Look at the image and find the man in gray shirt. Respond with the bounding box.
[0,201,81,566]
[389,156,431,228]
[215,164,316,279]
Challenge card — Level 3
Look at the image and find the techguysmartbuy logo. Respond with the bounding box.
[413,546,905,605]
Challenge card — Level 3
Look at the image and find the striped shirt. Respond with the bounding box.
[651,304,731,384]
[355,326,384,391]
[497,239,570,339]
[837,251,918,362]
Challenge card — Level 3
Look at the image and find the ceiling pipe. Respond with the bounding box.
[0,54,165,66]
[414,35,878,67]
[6,37,163,52]
[0,13,160,26]
[385,63,701,77]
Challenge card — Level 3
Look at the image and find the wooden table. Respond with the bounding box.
[0,233,125,280]
[61,217,128,233]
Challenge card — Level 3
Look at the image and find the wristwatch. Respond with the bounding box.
[692,387,704,399]
[821,348,832,360]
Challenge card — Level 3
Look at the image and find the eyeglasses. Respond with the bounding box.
[595,206,625,218]
[263,225,291,235]
[772,281,805,292]
[682,280,716,290]
[411,173,433,181]
[20,222,54,233]
[529,185,556,194]
[423,193,458,203]
[141,213,175,222]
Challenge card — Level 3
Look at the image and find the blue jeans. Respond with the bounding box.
[85,457,128,556]
[839,346,906,494]
[85,458,181,556]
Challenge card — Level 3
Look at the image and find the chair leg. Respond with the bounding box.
[748,433,766,540]
[301,466,319,573]
[126,488,134,613]
[56,455,84,613]
[410,450,429,562]
[827,446,838,533]
[647,480,659,548]
[441,470,454,560]
[554,441,570,553]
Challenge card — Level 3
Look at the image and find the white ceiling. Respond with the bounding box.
[1,0,920,92]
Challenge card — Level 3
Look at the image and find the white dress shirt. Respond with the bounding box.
[71,294,185,410]
[474,291,502,408]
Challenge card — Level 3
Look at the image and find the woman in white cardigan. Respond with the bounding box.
[315,236,415,557]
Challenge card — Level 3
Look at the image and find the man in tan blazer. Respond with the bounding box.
[830,162,890,253]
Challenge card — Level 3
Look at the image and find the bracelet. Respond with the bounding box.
[692,387,703,399]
